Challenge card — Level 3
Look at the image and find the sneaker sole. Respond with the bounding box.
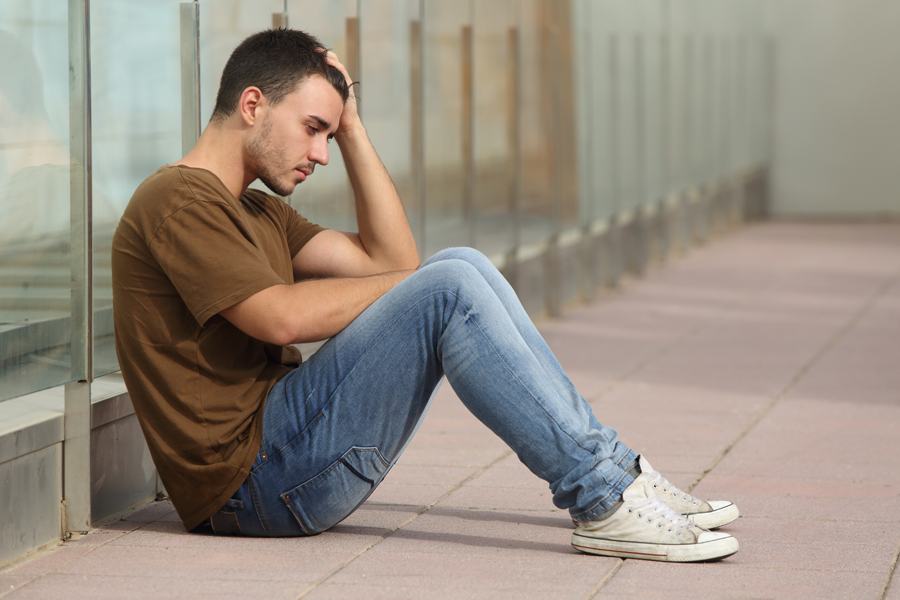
[571,532,739,562]
[685,503,739,530]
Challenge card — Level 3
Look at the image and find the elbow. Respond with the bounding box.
[267,312,313,346]
[266,326,297,347]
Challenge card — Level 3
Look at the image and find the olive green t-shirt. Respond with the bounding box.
[111,165,323,531]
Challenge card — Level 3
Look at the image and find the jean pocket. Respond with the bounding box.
[281,446,390,535]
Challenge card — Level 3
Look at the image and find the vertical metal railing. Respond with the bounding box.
[410,14,425,261]
[507,24,521,279]
[460,23,475,250]
[545,16,562,318]
[272,0,288,30]
[180,1,201,156]
[345,16,360,110]
[65,0,93,536]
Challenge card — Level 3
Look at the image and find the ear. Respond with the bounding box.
[237,86,265,126]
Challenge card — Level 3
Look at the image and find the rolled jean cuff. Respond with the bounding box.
[572,469,635,523]
[615,448,639,474]
[570,447,639,523]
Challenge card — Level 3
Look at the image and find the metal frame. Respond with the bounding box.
[65,0,93,536]
[180,2,201,156]
[410,3,426,261]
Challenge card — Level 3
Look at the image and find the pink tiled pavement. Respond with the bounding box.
[2,222,899,599]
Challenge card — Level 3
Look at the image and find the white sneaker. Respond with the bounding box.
[571,476,739,562]
[638,456,739,530]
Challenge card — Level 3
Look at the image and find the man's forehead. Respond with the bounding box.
[281,75,343,127]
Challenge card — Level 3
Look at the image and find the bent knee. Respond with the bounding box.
[426,247,490,269]
[415,258,485,295]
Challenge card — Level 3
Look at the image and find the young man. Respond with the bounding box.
[112,29,739,562]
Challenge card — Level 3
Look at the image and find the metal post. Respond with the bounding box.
[410,18,425,260]
[573,0,592,301]
[634,33,648,275]
[180,2,201,156]
[660,0,673,261]
[461,24,475,249]
[272,12,289,29]
[345,17,360,113]
[507,26,521,282]
[608,34,622,284]
[66,0,93,535]
[544,18,562,318]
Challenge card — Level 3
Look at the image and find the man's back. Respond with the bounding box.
[112,165,321,530]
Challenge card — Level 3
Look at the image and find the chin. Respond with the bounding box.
[259,177,295,197]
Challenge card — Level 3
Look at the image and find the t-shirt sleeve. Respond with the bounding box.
[282,202,325,258]
[149,200,287,327]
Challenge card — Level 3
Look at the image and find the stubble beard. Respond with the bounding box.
[246,117,296,197]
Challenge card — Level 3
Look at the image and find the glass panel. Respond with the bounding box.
[89,0,184,377]
[517,0,553,247]
[553,0,579,234]
[587,0,616,221]
[472,0,515,258]
[637,0,663,206]
[359,0,421,253]
[422,1,470,257]
[0,2,75,401]
[610,4,640,214]
[670,0,698,191]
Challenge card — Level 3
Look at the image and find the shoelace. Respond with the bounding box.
[646,470,700,506]
[628,495,695,535]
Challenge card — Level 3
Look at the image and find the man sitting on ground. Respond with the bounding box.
[111,28,739,562]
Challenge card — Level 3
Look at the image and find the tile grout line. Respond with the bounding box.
[293,451,511,599]
[685,265,900,494]
[0,515,168,598]
[583,558,624,599]
[879,539,900,600]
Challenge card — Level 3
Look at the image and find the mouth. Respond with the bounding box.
[295,164,314,182]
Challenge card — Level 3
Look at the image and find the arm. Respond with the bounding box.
[219,269,414,345]
[292,51,419,280]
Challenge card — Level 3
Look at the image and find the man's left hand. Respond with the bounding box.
[321,49,362,136]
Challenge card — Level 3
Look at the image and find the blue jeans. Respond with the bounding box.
[211,248,635,536]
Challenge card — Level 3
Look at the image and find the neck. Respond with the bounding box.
[172,119,255,200]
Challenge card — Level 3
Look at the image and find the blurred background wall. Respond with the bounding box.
[764,0,900,218]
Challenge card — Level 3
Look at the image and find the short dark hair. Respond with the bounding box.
[210,29,349,123]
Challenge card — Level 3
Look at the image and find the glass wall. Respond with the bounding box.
[90,0,184,378]
[0,0,768,406]
[0,1,75,401]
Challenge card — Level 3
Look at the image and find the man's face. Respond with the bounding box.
[245,75,343,197]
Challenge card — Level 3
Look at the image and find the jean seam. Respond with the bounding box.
[249,475,274,537]
[464,306,599,458]
[271,387,319,457]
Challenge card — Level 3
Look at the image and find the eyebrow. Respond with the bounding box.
[310,115,332,130]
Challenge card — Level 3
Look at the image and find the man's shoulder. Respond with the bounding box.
[131,166,231,213]
[119,166,232,238]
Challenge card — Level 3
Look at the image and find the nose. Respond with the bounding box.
[308,136,329,166]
